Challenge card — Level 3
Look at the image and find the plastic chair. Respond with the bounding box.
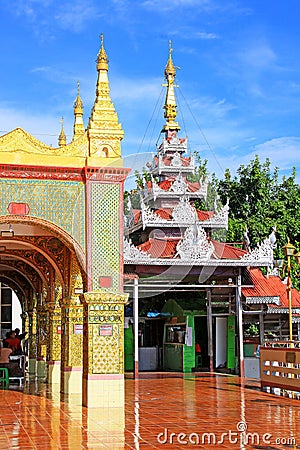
[0,367,9,387]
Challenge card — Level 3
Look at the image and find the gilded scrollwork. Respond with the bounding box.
[0,127,88,157]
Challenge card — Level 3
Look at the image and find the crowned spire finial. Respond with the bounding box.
[73,81,85,141]
[162,41,180,133]
[88,35,124,157]
[58,116,66,147]
[97,32,108,71]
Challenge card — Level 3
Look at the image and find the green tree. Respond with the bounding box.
[216,156,300,288]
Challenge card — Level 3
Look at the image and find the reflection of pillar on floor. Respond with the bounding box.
[61,297,83,394]
[206,289,213,372]
[28,308,38,379]
[46,302,62,384]
[82,407,125,448]
[81,290,128,408]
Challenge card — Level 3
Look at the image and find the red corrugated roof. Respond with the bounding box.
[157,177,200,192]
[137,238,246,261]
[197,210,215,221]
[152,208,214,222]
[132,209,141,224]
[212,240,246,259]
[186,181,201,192]
[153,208,173,220]
[158,179,173,190]
[242,268,300,308]
[138,238,178,258]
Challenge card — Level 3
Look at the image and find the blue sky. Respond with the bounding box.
[1,0,300,186]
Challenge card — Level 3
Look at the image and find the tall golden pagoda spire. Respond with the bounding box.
[73,81,85,141]
[162,41,180,133]
[58,116,67,147]
[87,34,124,158]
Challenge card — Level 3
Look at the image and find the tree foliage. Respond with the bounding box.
[216,156,300,288]
[217,156,300,251]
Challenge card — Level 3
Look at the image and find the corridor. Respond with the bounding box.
[0,374,299,449]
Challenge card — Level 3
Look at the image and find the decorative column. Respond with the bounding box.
[61,297,83,394]
[28,308,38,379]
[36,305,48,380]
[81,290,128,408]
[20,311,28,335]
[46,302,62,384]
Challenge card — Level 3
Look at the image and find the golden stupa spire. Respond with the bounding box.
[162,40,180,133]
[58,116,66,147]
[97,33,109,71]
[87,34,124,158]
[73,81,85,141]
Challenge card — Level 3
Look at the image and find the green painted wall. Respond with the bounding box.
[227,315,236,369]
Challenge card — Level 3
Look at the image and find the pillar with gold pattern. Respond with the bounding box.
[46,302,62,384]
[28,308,38,379]
[60,297,83,394]
[81,290,128,407]
[36,305,48,380]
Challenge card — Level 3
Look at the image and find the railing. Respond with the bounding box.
[260,342,300,392]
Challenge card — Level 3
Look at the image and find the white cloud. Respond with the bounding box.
[238,42,277,71]
[252,137,300,170]
[5,0,101,36]
[54,1,101,32]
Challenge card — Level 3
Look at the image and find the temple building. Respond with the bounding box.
[123,44,297,376]
[0,37,298,395]
[0,36,129,407]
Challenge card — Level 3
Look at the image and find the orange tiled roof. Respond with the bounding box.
[197,210,215,221]
[158,178,201,192]
[153,208,173,220]
[137,238,246,261]
[212,240,246,259]
[242,268,300,308]
[138,238,178,258]
[131,209,141,224]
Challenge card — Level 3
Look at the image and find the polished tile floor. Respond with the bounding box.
[0,374,299,449]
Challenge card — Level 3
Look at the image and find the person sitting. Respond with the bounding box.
[15,328,27,352]
[2,332,10,348]
[4,330,22,355]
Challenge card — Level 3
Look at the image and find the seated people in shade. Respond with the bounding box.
[15,328,27,352]
[2,332,10,348]
[0,346,23,377]
[4,330,21,355]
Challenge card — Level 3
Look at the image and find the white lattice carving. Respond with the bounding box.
[240,238,274,264]
[152,179,166,200]
[192,177,208,200]
[125,196,135,229]
[176,224,214,261]
[141,200,169,230]
[170,174,187,194]
[201,200,229,228]
[170,152,183,168]
[124,238,151,261]
[172,197,197,223]
[160,136,188,153]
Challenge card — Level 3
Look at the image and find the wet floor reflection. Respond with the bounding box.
[0,374,299,449]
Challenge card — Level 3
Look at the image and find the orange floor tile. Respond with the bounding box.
[0,373,299,449]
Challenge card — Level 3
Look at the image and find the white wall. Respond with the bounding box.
[12,291,22,331]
